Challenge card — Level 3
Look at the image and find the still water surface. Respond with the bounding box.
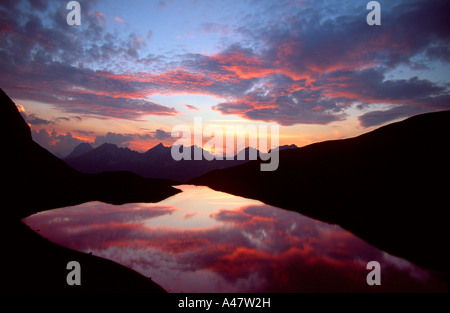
[23,185,446,292]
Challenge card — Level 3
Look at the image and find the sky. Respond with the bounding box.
[1,0,449,157]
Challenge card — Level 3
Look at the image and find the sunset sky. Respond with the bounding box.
[1,0,449,157]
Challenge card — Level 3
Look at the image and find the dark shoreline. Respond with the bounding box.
[2,178,181,293]
[3,218,165,293]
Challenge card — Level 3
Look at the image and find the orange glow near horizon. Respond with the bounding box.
[17,86,376,157]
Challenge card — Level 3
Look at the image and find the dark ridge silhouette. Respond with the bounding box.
[1,88,179,292]
[64,141,297,182]
[269,144,299,152]
[190,110,450,274]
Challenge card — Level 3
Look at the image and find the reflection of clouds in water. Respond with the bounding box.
[91,245,267,293]
[23,186,448,292]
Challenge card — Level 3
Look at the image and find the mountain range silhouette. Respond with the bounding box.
[64,142,296,182]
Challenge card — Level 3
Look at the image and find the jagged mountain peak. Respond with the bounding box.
[65,142,94,159]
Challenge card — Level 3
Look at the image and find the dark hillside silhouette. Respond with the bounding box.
[1,88,179,292]
[191,110,450,274]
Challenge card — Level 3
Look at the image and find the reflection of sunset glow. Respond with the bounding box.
[23,186,447,292]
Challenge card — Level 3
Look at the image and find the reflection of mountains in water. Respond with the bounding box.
[64,142,297,182]
[191,110,450,274]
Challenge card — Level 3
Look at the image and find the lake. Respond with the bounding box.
[23,185,447,292]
